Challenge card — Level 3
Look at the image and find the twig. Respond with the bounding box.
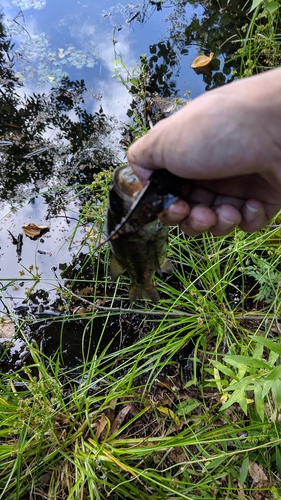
[50,268,280,321]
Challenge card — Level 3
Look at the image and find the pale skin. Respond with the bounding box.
[127,67,281,236]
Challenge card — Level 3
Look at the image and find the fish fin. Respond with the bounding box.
[160,258,173,274]
[129,285,160,303]
[110,255,126,281]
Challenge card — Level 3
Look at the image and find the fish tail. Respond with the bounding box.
[129,284,160,303]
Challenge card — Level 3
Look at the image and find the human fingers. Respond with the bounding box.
[161,199,272,236]
[158,200,191,225]
[158,192,242,236]
[180,205,217,236]
[178,204,241,237]
[239,199,270,232]
[211,204,242,235]
[158,202,217,236]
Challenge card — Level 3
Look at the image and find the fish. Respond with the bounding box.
[106,164,188,302]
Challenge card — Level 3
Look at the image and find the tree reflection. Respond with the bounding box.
[0,0,249,207]
[144,0,248,94]
[0,16,119,207]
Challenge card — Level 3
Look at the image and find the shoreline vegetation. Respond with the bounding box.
[1,0,281,498]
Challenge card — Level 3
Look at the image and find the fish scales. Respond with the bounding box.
[107,165,184,302]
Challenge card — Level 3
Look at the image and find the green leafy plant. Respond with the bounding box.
[246,256,281,304]
[209,336,281,421]
[235,0,281,77]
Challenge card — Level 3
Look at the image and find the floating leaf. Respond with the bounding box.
[22,223,49,240]
[0,316,15,339]
[191,52,214,69]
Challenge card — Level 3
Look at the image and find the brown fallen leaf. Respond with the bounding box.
[237,482,246,498]
[107,398,118,424]
[110,405,133,435]
[22,223,49,240]
[249,461,268,483]
[96,298,107,307]
[169,447,187,464]
[251,481,273,500]
[249,461,273,499]
[0,316,15,338]
[95,414,108,440]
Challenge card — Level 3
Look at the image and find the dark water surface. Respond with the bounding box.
[0,0,246,370]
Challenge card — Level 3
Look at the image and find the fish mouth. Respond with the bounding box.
[114,165,144,201]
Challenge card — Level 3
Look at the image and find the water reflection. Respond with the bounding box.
[0,0,248,202]
[0,0,249,370]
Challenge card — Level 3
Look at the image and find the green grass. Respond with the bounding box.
[232,0,281,78]
[1,215,281,498]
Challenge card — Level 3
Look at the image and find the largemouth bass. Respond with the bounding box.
[107,164,187,302]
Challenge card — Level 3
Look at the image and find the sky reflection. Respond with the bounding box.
[0,0,209,312]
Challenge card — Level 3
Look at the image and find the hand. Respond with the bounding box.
[127,68,281,236]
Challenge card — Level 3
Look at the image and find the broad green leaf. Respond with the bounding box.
[213,367,223,392]
[265,364,281,381]
[227,375,256,391]
[221,388,249,414]
[249,0,263,12]
[211,360,237,380]
[266,1,279,12]
[205,455,227,470]
[269,350,280,368]
[253,336,281,356]
[262,379,274,399]
[275,446,281,476]
[253,342,263,361]
[272,379,281,411]
[177,399,200,417]
[239,455,249,485]
[224,355,269,370]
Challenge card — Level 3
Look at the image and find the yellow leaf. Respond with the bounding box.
[157,406,181,428]
[191,52,214,69]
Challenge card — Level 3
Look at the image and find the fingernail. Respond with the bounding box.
[168,200,190,215]
[245,202,259,222]
[189,218,208,232]
[219,215,236,229]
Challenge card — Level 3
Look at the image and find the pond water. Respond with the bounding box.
[0,0,246,371]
